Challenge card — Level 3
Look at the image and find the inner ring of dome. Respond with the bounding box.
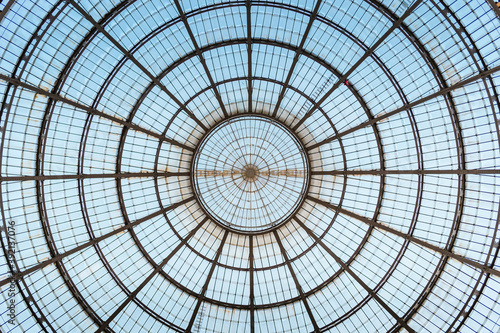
[191,114,310,233]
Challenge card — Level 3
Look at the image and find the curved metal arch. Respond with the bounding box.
[0,0,499,332]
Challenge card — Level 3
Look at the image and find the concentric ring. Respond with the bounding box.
[191,114,310,233]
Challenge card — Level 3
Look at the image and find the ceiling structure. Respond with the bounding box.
[1,0,500,332]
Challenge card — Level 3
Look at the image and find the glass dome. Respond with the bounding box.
[1,0,500,332]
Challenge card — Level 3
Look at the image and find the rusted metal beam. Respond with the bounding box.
[311,169,500,176]
[0,74,194,152]
[0,196,195,288]
[249,235,255,333]
[0,172,189,182]
[185,230,229,332]
[95,217,209,333]
[273,230,320,333]
[292,0,423,131]
[246,0,253,113]
[66,0,208,132]
[271,0,323,117]
[306,196,500,278]
[293,217,415,333]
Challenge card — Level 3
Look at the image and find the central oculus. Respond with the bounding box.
[243,164,258,182]
[191,114,310,233]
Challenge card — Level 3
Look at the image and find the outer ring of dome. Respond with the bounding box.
[1,0,500,332]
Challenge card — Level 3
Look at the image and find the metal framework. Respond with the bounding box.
[0,0,500,332]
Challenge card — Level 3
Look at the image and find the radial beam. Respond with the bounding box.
[173,0,229,118]
[96,217,208,333]
[293,217,415,332]
[271,0,323,117]
[246,0,252,113]
[292,0,423,131]
[0,196,195,288]
[0,171,190,182]
[0,74,194,152]
[66,0,208,132]
[185,230,229,332]
[311,169,500,176]
[249,235,255,333]
[306,195,500,278]
[307,62,500,151]
[273,230,320,333]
